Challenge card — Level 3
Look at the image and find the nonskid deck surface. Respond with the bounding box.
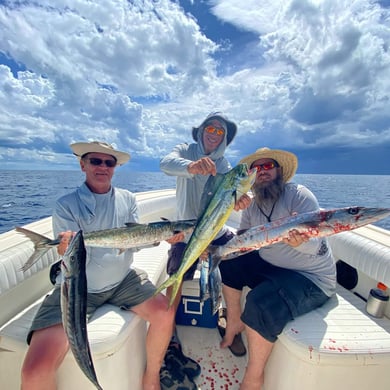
[177,325,248,390]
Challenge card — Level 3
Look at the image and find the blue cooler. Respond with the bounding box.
[175,273,218,328]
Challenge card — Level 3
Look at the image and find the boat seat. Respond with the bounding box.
[329,229,390,287]
[264,228,390,390]
[0,222,171,390]
[265,285,390,390]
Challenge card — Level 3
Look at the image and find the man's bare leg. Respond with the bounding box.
[133,293,175,390]
[220,284,245,349]
[239,325,274,390]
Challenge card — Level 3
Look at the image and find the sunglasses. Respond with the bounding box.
[86,157,117,168]
[204,125,225,136]
[252,161,278,172]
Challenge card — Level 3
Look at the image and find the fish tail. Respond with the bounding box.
[169,280,182,307]
[16,227,57,272]
[154,274,176,297]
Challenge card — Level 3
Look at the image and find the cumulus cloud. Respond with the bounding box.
[0,0,389,173]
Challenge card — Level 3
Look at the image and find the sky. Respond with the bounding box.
[1,0,390,174]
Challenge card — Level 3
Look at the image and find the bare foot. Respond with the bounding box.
[239,372,264,390]
[220,329,237,349]
[142,372,160,390]
[239,377,263,390]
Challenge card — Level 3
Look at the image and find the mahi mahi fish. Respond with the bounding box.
[16,218,196,272]
[209,206,390,271]
[155,163,257,306]
[61,230,103,390]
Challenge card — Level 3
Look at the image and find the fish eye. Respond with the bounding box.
[348,207,359,215]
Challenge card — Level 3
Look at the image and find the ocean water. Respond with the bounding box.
[0,170,389,234]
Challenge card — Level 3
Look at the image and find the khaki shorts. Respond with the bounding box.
[27,267,156,344]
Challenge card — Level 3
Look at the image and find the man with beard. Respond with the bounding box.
[218,147,336,390]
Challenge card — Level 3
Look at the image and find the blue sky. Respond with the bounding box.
[1,0,390,174]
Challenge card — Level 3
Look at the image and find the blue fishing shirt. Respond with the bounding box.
[53,182,138,293]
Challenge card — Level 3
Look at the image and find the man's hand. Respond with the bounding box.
[57,231,74,256]
[166,231,185,245]
[187,157,217,176]
[234,193,252,211]
[283,229,309,247]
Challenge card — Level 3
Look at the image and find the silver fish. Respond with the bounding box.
[61,230,103,390]
[155,163,257,306]
[17,218,196,271]
[199,255,222,315]
[210,206,390,270]
[208,257,222,315]
[199,259,209,302]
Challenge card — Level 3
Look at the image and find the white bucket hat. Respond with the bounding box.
[239,147,298,182]
[70,141,130,166]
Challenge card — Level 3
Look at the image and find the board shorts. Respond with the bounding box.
[27,267,156,344]
[219,251,330,342]
[167,230,234,281]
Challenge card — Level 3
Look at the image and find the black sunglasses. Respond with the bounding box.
[86,157,117,168]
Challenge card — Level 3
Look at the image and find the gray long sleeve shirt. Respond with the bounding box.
[160,130,232,239]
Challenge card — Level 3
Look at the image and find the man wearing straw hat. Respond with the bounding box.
[21,141,176,390]
[218,147,336,390]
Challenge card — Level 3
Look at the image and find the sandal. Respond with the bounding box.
[160,362,197,390]
[165,342,201,379]
[217,308,247,357]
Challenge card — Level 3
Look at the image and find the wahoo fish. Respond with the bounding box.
[208,259,223,315]
[16,218,196,272]
[199,259,209,302]
[155,163,257,306]
[210,206,390,269]
[61,230,103,390]
[199,256,222,315]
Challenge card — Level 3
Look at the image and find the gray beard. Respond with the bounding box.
[252,176,284,209]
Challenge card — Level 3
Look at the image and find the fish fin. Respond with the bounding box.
[124,222,142,227]
[169,280,182,307]
[160,217,169,221]
[16,227,58,272]
[154,274,177,297]
[20,247,52,272]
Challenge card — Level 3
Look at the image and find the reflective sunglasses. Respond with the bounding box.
[86,157,117,168]
[204,125,225,136]
[252,161,278,172]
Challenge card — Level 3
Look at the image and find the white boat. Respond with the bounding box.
[1,188,390,390]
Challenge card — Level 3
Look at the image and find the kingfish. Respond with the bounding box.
[209,206,390,270]
[155,163,257,306]
[61,230,103,390]
[16,218,196,272]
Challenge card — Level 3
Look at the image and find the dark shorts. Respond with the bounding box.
[167,230,234,281]
[219,251,330,342]
[27,267,156,344]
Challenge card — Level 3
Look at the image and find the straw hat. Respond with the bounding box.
[192,112,237,145]
[70,141,130,166]
[239,147,298,182]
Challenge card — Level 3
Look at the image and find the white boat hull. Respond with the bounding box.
[1,189,390,389]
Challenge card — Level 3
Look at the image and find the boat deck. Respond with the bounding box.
[178,324,247,389]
